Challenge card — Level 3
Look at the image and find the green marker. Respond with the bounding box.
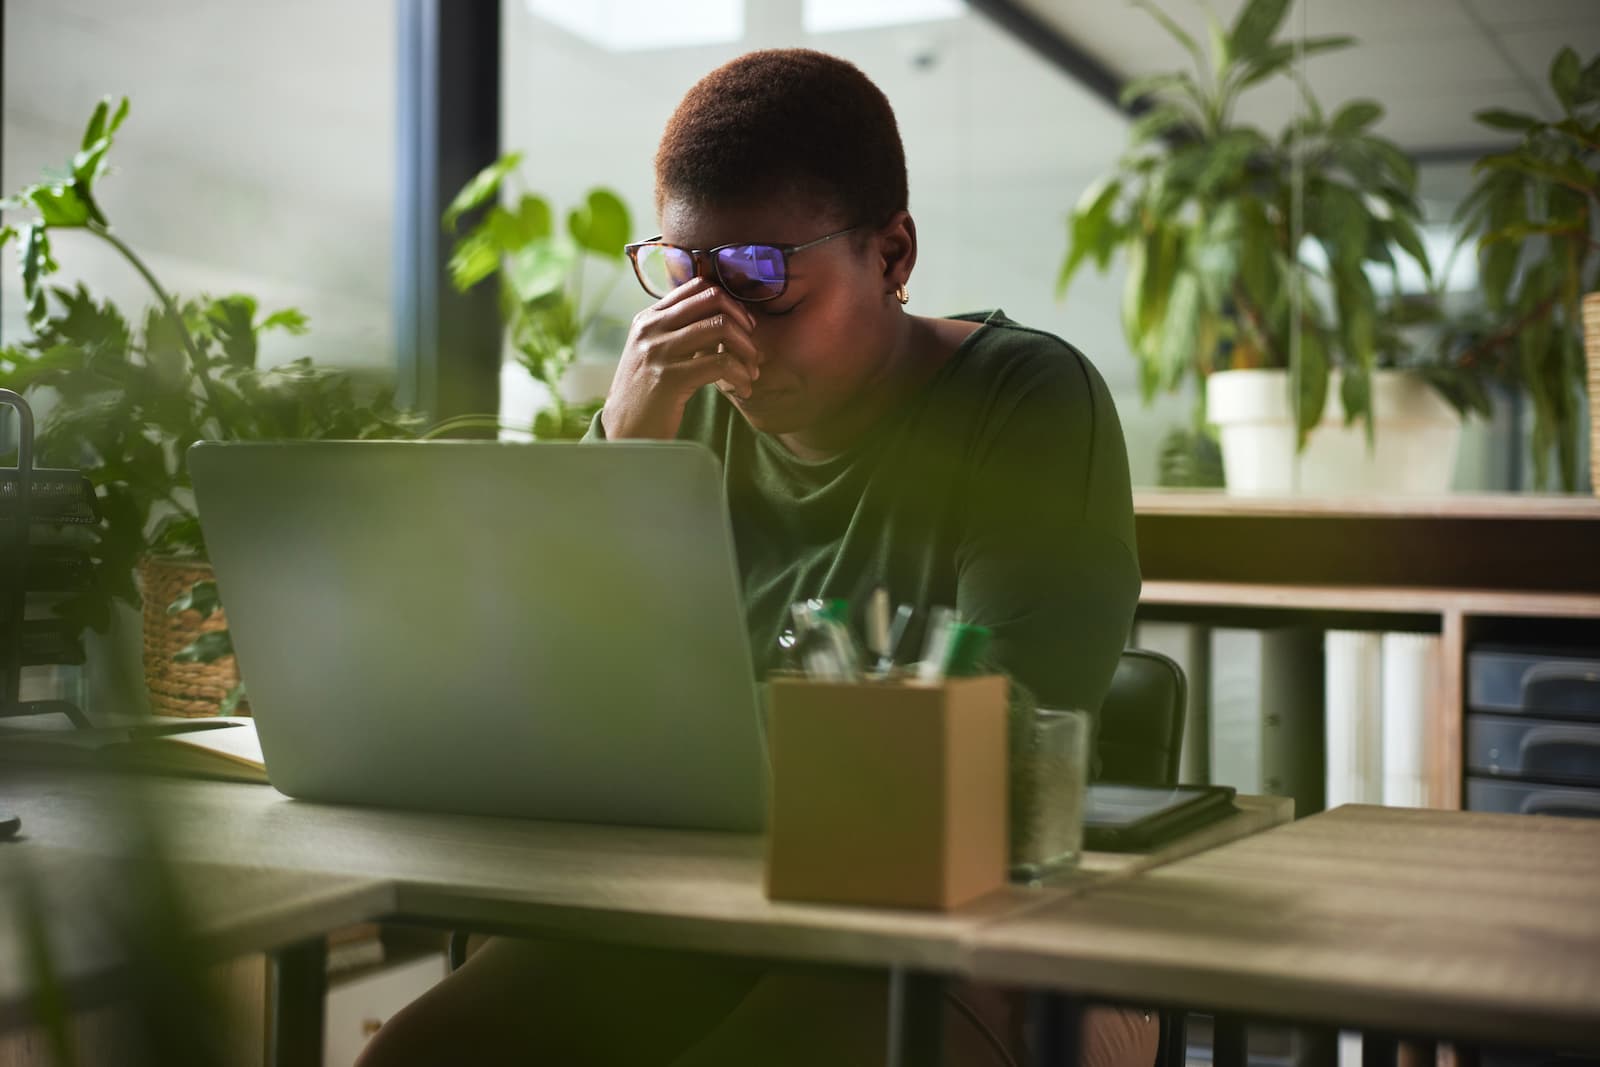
[940,623,991,678]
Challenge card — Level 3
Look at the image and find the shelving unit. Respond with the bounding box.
[1,388,96,728]
[1133,490,1600,810]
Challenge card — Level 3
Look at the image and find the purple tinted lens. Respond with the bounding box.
[715,244,786,301]
[636,244,696,295]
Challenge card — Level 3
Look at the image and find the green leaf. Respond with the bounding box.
[1308,183,1370,274]
[1237,198,1277,314]
[1154,268,1202,394]
[508,240,574,305]
[567,188,631,258]
[497,195,553,248]
[1387,215,1432,282]
[447,228,502,292]
[1340,363,1373,444]
[1189,201,1242,306]
[19,226,58,326]
[1552,117,1600,147]
[1122,236,1149,375]
[167,579,222,619]
[1194,129,1265,197]
[1551,47,1582,111]
[1206,10,1230,81]
[1237,36,1354,90]
[260,308,310,334]
[28,182,91,227]
[1128,104,1191,145]
[1475,108,1542,133]
[1058,177,1121,296]
[206,296,260,369]
[218,682,247,716]
[1294,327,1329,448]
[1229,0,1290,60]
[1362,136,1418,191]
[1132,0,1206,73]
[105,97,130,139]
[1330,100,1384,138]
[442,151,523,232]
[73,98,126,192]
[1119,71,1201,109]
[81,98,111,150]
[149,511,206,556]
[174,630,233,664]
[1481,218,1588,246]
[1475,151,1596,191]
[1582,53,1600,103]
[1336,273,1377,385]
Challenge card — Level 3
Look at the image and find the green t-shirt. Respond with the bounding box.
[590,310,1140,718]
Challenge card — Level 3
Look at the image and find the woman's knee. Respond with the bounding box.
[355,937,762,1067]
[1081,1005,1161,1067]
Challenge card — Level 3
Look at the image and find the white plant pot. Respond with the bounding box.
[557,358,619,405]
[1206,368,1462,495]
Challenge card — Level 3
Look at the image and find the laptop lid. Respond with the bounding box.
[188,440,766,833]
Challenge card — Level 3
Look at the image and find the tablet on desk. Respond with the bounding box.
[1083,783,1238,851]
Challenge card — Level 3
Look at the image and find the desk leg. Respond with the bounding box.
[1296,1024,1339,1067]
[268,938,325,1067]
[1028,992,1083,1067]
[1364,1033,1400,1067]
[887,967,944,1067]
[1213,1014,1248,1067]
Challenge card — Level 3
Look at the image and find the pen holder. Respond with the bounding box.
[764,673,1009,910]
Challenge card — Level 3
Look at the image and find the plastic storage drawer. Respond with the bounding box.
[1466,648,1600,718]
[1465,776,1600,818]
[1466,713,1600,786]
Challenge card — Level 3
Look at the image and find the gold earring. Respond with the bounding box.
[895,285,909,306]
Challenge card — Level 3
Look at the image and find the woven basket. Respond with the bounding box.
[140,556,251,717]
[1585,292,1600,498]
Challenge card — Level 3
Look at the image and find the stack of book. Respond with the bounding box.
[1133,622,1437,816]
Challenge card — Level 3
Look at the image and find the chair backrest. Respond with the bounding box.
[1095,648,1187,788]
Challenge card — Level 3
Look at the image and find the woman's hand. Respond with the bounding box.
[601,278,762,440]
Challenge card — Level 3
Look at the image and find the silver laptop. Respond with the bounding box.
[188,440,767,833]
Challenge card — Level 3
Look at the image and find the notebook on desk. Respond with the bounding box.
[188,441,768,832]
[0,717,268,784]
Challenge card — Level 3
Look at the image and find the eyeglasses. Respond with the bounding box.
[623,226,858,304]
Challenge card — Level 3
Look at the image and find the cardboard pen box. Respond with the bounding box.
[764,673,1009,910]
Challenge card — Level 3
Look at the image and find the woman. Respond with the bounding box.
[359,48,1147,1067]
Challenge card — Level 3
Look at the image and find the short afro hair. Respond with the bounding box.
[654,49,908,228]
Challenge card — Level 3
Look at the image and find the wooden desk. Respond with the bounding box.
[1,767,1287,974]
[0,766,1290,1065]
[972,804,1600,1053]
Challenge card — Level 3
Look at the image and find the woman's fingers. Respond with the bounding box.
[648,284,761,359]
[664,348,756,398]
[650,312,760,375]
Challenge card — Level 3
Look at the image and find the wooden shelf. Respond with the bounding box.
[1134,489,1600,520]
[1134,491,1600,593]
[1141,581,1600,619]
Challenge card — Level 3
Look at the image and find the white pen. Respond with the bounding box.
[867,586,891,660]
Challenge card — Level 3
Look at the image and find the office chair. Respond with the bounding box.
[1094,648,1190,1067]
[445,648,1194,1067]
[1097,647,1188,789]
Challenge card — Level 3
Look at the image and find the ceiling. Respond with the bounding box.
[1000,0,1600,154]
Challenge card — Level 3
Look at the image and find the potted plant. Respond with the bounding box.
[0,98,421,716]
[1446,47,1599,494]
[434,153,633,440]
[1059,0,1477,493]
